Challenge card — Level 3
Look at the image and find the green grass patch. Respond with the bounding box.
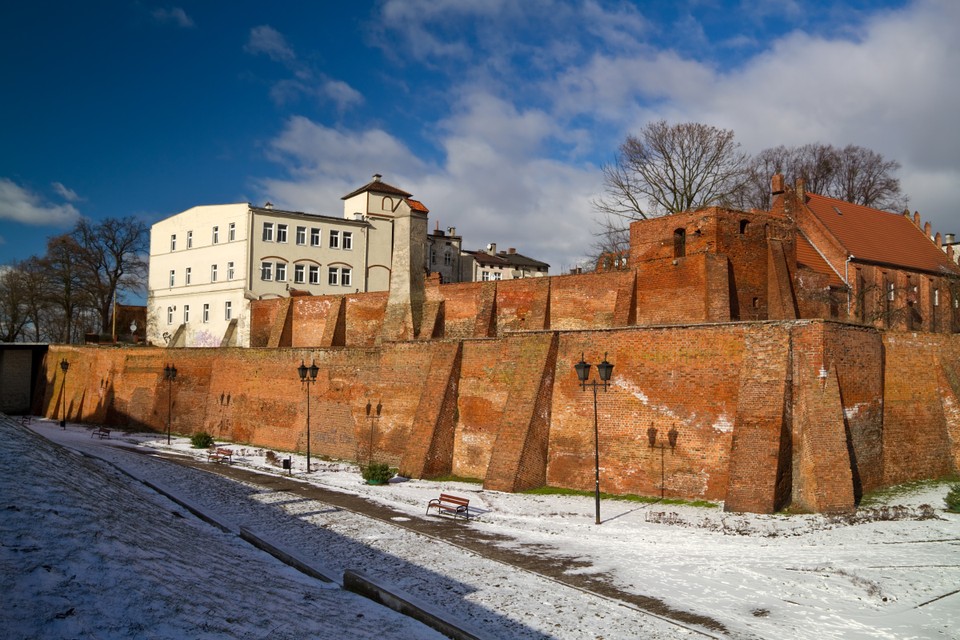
[424,474,484,484]
[522,486,718,508]
[859,476,960,507]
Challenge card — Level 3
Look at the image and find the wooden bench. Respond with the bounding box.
[207,447,233,464]
[91,427,111,439]
[426,493,470,520]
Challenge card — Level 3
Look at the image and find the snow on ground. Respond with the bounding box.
[8,416,960,639]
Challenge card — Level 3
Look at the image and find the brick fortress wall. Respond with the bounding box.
[34,321,960,514]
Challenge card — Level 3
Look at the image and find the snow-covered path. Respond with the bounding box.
[8,416,960,639]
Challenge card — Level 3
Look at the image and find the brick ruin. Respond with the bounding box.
[33,198,960,514]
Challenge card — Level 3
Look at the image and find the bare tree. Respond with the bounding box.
[739,143,905,211]
[70,217,148,335]
[591,121,750,262]
[0,263,30,341]
[43,234,87,343]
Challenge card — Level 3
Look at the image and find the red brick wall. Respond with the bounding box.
[35,325,960,514]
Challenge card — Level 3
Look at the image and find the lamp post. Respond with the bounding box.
[574,352,614,525]
[647,424,679,500]
[59,359,69,429]
[297,359,319,473]
[163,363,177,444]
[365,399,382,467]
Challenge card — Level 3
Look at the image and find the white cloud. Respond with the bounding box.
[245,25,295,63]
[0,178,81,226]
[259,0,960,273]
[51,182,81,202]
[151,7,195,29]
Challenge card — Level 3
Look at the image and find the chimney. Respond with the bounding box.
[486,243,497,255]
[771,174,785,196]
[946,233,957,244]
[795,179,806,201]
[935,232,942,247]
[447,227,456,236]
[924,221,932,237]
[913,211,921,227]
[508,247,516,255]
[373,173,382,182]
[264,201,274,209]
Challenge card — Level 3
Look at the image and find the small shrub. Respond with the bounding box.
[945,484,960,513]
[362,463,394,485]
[190,431,215,449]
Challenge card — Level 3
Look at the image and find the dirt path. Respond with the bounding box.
[158,451,726,634]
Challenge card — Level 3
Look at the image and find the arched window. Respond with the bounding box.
[739,219,749,235]
[673,229,686,258]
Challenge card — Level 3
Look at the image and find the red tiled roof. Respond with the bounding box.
[406,198,429,213]
[341,178,412,200]
[796,233,845,287]
[804,193,959,275]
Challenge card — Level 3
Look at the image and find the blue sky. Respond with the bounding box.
[2,0,958,281]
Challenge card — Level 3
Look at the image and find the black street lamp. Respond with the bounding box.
[297,359,319,473]
[647,424,679,500]
[59,359,69,429]
[163,363,177,444]
[365,399,383,467]
[574,352,614,525]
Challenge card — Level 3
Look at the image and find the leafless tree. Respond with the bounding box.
[70,217,148,335]
[738,143,905,211]
[0,262,30,341]
[43,234,87,343]
[590,121,750,264]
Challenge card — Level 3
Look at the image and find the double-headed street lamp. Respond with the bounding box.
[59,359,69,429]
[574,352,614,525]
[163,363,177,444]
[297,360,319,473]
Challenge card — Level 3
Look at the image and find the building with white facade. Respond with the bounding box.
[460,243,550,282]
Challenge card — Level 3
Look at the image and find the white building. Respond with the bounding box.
[460,243,550,282]
[148,175,427,347]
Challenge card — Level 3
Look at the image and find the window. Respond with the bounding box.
[185,267,192,285]
[343,231,353,250]
[227,261,234,280]
[493,272,502,280]
[674,228,686,258]
[228,222,236,241]
[341,267,352,287]
[187,230,193,248]
[296,226,306,245]
[212,226,219,244]
[277,224,288,243]
[224,301,232,320]
[329,230,340,249]
[431,248,436,264]
[328,266,339,286]
[294,264,305,284]
[170,235,177,251]
[261,261,273,281]
[262,222,274,242]
[309,265,320,285]
[310,228,321,246]
[211,264,218,282]
[444,251,452,266]
[275,262,287,282]
[167,307,173,324]
[934,289,940,306]
[482,271,490,281]
[169,270,176,287]
[183,305,190,323]
[203,304,210,323]
[739,220,749,235]
[887,281,895,301]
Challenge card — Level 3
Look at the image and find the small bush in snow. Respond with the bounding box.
[190,432,215,449]
[946,485,960,513]
[362,463,394,485]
